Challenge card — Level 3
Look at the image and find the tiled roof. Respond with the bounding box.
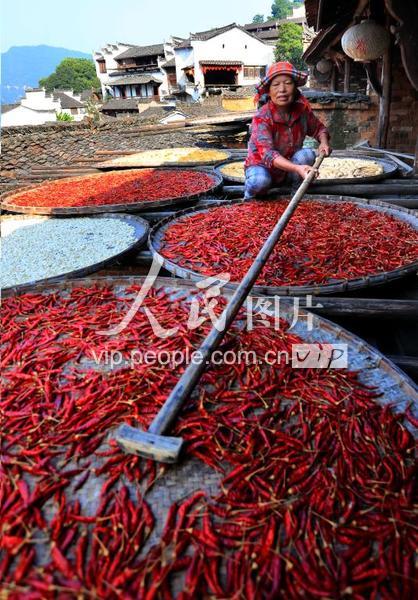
[244,15,305,30]
[254,30,279,39]
[161,57,176,68]
[177,22,265,48]
[139,106,177,119]
[1,103,19,114]
[101,98,141,111]
[176,40,193,49]
[191,23,237,40]
[244,18,278,30]
[115,43,165,60]
[108,75,162,85]
[52,92,85,109]
[200,60,243,65]
[79,89,97,102]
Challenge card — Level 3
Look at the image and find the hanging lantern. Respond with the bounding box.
[341,19,390,62]
[316,59,333,74]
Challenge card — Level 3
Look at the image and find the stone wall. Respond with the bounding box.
[311,100,378,149]
[0,101,224,183]
[307,48,418,154]
[2,86,415,184]
[387,59,418,153]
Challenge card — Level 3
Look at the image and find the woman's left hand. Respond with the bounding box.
[318,142,332,156]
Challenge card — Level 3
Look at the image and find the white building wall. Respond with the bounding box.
[192,28,274,87]
[21,89,61,111]
[1,105,57,127]
[59,107,86,122]
[93,43,133,97]
[174,47,195,89]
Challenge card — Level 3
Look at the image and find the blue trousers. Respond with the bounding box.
[244,149,316,200]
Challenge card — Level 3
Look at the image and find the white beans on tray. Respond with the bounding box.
[1,216,137,288]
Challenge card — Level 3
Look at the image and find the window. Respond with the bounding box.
[97,60,107,74]
[244,66,266,79]
[222,44,225,48]
[245,45,247,49]
[71,108,78,115]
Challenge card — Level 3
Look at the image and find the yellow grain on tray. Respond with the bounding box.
[220,161,245,179]
[318,157,383,180]
[102,147,230,167]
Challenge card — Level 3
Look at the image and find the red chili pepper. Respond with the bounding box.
[6,169,217,208]
[160,200,418,286]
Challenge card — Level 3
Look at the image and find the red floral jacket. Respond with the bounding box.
[245,94,329,182]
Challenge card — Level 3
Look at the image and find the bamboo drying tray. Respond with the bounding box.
[149,195,418,296]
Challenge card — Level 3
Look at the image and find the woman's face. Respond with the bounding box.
[269,75,296,108]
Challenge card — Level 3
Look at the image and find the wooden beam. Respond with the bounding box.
[223,182,418,197]
[415,136,418,176]
[344,59,351,93]
[330,65,337,92]
[387,355,418,372]
[377,25,393,148]
[303,298,418,320]
[316,0,325,30]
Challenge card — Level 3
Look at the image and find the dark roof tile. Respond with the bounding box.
[101,98,140,111]
[1,103,19,114]
[115,43,165,60]
[108,74,162,85]
[52,91,85,109]
[161,57,176,68]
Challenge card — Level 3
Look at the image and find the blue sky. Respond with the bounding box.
[1,0,275,54]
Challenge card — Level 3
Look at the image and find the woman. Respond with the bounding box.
[244,62,331,200]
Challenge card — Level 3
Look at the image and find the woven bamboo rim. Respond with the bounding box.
[1,213,149,292]
[96,149,232,170]
[0,168,224,216]
[216,152,397,185]
[4,274,416,406]
[148,195,418,296]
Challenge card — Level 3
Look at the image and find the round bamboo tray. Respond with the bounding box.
[96,148,232,170]
[216,160,246,184]
[0,169,223,216]
[3,275,416,594]
[148,195,418,296]
[216,152,398,185]
[1,213,149,293]
[4,273,416,415]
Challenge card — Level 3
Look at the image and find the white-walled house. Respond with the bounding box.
[94,39,180,110]
[244,5,307,45]
[174,24,274,98]
[1,88,87,127]
[93,42,135,98]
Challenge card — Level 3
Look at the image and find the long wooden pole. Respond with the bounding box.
[414,136,418,176]
[377,24,393,148]
[147,155,325,436]
[344,59,351,93]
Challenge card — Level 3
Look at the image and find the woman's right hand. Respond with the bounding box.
[295,164,318,180]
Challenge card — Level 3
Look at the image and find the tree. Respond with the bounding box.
[274,22,305,70]
[39,58,100,93]
[252,14,265,23]
[271,0,293,20]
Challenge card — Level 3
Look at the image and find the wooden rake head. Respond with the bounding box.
[115,424,184,463]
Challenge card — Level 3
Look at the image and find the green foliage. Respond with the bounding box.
[252,14,265,23]
[56,111,74,122]
[274,22,305,70]
[39,58,100,94]
[271,0,293,20]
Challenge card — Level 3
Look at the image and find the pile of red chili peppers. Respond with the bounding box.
[5,170,217,208]
[160,201,418,286]
[1,283,416,598]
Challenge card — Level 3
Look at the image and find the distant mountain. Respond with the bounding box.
[1,45,92,104]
